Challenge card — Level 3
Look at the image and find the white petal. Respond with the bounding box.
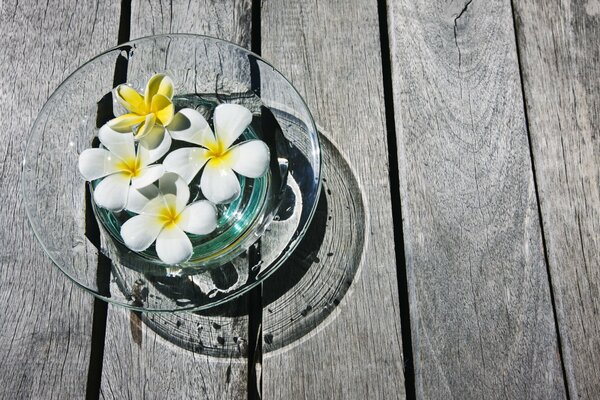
[98,125,135,161]
[126,185,160,213]
[120,214,163,251]
[158,172,190,212]
[140,195,168,217]
[178,201,218,235]
[138,125,172,164]
[228,140,270,178]
[155,226,193,264]
[200,161,241,204]
[163,147,210,184]
[168,108,214,147]
[93,172,131,211]
[131,164,164,189]
[213,104,252,149]
[78,148,120,180]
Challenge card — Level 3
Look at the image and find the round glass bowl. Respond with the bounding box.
[23,34,321,311]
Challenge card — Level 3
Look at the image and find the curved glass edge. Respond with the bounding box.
[22,33,323,312]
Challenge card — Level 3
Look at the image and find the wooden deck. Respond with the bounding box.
[1,0,598,398]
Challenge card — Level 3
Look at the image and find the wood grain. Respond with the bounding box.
[261,1,406,399]
[513,0,600,398]
[99,1,252,399]
[387,0,567,398]
[0,0,120,398]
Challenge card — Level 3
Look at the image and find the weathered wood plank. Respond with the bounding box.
[513,1,600,398]
[387,0,567,398]
[0,0,120,398]
[100,1,252,399]
[261,1,406,399]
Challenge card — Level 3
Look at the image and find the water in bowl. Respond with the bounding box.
[92,93,288,270]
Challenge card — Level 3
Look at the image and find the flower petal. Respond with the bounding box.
[114,85,147,115]
[155,226,193,264]
[93,172,131,211]
[126,185,160,213]
[178,201,218,235]
[158,172,190,212]
[163,147,211,184]
[145,73,174,105]
[78,148,121,181]
[134,113,156,139]
[228,140,270,178]
[120,214,163,251]
[138,125,171,164]
[107,113,146,132]
[131,164,164,189]
[168,108,214,147]
[151,94,175,126]
[213,104,252,149]
[200,161,241,204]
[140,195,168,217]
[98,125,136,161]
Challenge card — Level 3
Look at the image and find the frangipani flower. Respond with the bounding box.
[78,126,165,211]
[107,74,229,166]
[108,73,175,138]
[120,173,218,264]
[163,104,270,204]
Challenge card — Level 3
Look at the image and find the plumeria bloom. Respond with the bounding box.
[107,74,177,161]
[108,73,242,167]
[120,173,218,264]
[78,126,165,211]
[163,104,270,204]
[108,73,175,138]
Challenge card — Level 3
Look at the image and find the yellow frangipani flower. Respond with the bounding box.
[108,73,175,138]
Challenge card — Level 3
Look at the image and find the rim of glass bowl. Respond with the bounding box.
[23,33,322,312]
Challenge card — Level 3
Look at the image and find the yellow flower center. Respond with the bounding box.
[118,157,142,178]
[205,139,233,166]
[157,205,181,228]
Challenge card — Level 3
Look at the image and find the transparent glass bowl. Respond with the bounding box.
[23,34,321,311]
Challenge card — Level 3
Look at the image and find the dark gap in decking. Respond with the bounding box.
[85,186,111,400]
[376,0,416,399]
[509,2,571,399]
[85,1,132,399]
[247,2,263,399]
[247,243,263,400]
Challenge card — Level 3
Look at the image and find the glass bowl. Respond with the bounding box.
[23,34,321,311]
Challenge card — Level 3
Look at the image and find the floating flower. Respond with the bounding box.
[163,104,270,204]
[78,126,165,211]
[120,173,218,264]
[106,74,176,166]
[108,73,175,138]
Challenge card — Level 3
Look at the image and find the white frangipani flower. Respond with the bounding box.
[163,104,270,204]
[120,173,218,264]
[78,126,165,211]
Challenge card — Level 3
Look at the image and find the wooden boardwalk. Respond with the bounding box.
[0,0,598,398]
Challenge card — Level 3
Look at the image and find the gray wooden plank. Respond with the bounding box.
[0,0,121,398]
[513,1,600,398]
[261,1,406,399]
[387,0,567,398]
[99,1,252,399]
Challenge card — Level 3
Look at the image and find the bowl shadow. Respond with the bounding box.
[136,134,366,357]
